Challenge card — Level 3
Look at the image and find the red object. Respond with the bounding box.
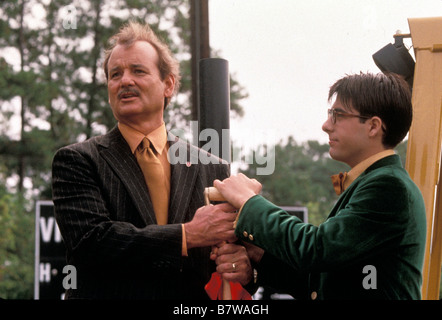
[205,272,252,300]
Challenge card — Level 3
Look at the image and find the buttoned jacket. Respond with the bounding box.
[52,126,229,299]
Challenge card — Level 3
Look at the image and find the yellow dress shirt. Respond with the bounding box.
[342,149,396,191]
[118,122,188,256]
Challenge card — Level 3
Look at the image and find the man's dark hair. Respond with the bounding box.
[329,72,412,148]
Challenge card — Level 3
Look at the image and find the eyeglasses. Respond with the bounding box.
[327,108,371,124]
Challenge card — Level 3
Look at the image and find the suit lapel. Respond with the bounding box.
[98,126,156,225]
[167,133,200,224]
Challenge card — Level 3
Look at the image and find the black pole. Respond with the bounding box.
[190,0,210,124]
[198,58,230,162]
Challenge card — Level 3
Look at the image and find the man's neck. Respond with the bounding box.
[119,117,164,136]
[347,144,388,168]
[343,149,395,191]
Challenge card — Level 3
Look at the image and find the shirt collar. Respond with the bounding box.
[118,122,168,155]
[343,149,396,190]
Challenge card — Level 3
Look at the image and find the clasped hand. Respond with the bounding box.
[184,173,264,286]
[210,242,253,286]
[184,202,237,249]
[184,203,253,286]
[213,173,262,209]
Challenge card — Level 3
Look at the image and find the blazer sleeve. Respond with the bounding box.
[235,171,418,273]
[52,145,183,271]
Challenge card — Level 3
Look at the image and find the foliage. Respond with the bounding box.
[0,0,246,196]
[0,187,34,299]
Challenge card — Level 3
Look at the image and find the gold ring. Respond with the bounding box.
[232,263,236,270]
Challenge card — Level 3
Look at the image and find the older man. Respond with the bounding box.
[52,21,239,299]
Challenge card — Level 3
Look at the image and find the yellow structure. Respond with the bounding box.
[406,16,442,300]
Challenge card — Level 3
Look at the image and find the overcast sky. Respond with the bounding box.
[209,0,442,149]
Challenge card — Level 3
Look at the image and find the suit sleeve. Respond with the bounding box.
[235,173,412,273]
[52,145,183,271]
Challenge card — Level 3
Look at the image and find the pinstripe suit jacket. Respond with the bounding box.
[52,126,230,299]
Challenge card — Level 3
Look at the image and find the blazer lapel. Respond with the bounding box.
[327,154,401,219]
[167,133,200,224]
[98,126,156,225]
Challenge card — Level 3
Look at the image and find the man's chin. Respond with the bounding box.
[328,149,341,162]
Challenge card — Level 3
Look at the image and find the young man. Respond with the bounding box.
[52,21,239,299]
[212,72,427,300]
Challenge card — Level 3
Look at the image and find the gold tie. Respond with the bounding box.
[135,137,169,225]
[331,172,348,196]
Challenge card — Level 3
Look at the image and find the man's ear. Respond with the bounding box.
[367,116,384,138]
[163,74,175,98]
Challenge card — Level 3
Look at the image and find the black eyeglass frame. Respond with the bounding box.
[327,108,371,124]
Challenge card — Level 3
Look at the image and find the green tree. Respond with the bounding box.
[0,0,248,299]
[0,186,34,299]
[0,0,246,197]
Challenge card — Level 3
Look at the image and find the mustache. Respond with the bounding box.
[117,88,140,99]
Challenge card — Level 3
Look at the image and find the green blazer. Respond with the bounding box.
[236,155,426,300]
